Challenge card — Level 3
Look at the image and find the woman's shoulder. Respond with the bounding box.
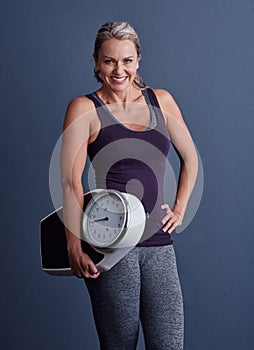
[148,87,174,105]
[148,87,188,129]
[63,95,96,129]
[147,87,176,113]
[66,95,95,115]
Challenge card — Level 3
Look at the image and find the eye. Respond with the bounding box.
[104,59,114,65]
[124,59,133,64]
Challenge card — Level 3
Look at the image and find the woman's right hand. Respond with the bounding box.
[67,240,100,279]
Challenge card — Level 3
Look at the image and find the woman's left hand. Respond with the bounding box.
[161,203,183,234]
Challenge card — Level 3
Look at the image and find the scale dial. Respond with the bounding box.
[82,190,128,247]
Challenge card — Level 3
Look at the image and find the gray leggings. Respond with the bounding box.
[84,245,184,350]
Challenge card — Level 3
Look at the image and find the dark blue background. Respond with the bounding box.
[1,1,253,349]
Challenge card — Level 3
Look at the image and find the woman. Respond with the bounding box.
[61,22,198,350]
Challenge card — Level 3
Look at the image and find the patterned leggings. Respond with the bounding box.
[84,245,184,350]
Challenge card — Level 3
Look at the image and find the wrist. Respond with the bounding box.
[66,233,81,251]
[172,203,186,217]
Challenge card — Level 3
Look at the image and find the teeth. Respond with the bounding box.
[112,77,126,81]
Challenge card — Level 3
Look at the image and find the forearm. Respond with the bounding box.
[62,181,84,250]
[62,180,100,278]
[172,154,198,217]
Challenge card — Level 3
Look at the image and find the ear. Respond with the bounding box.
[136,55,141,69]
[94,55,99,70]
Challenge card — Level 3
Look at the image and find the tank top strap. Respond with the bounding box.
[85,92,113,128]
[143,87,167,129]
[85,93,101,108]
[144,87,161,108]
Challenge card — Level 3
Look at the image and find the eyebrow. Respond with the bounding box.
[103,56,134,59]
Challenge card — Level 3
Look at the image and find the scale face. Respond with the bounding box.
[40,189,146,275]
[82,190,128,248]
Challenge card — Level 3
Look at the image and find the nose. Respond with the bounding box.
[113,62,124,75]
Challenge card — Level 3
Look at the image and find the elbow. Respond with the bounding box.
[181,148,199,178]
[61,178,73,191]
[189,148,199,169]
[61,177,83,192]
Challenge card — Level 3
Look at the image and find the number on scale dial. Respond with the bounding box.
[83,191,128,247]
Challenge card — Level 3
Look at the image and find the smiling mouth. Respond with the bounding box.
[111,76,128,82]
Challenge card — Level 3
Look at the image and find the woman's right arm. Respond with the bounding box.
[60,97,100,279]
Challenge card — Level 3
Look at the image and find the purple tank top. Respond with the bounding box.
[86,88,173,246]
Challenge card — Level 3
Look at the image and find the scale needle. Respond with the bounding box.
[92,217,109,222]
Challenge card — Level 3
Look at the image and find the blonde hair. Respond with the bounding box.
[93,22,146,88]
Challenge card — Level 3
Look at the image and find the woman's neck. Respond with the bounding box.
[97,84,143,104]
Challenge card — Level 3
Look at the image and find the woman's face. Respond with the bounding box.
[95,38,140,92]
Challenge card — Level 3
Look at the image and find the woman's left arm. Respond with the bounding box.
[154,89,199,234]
